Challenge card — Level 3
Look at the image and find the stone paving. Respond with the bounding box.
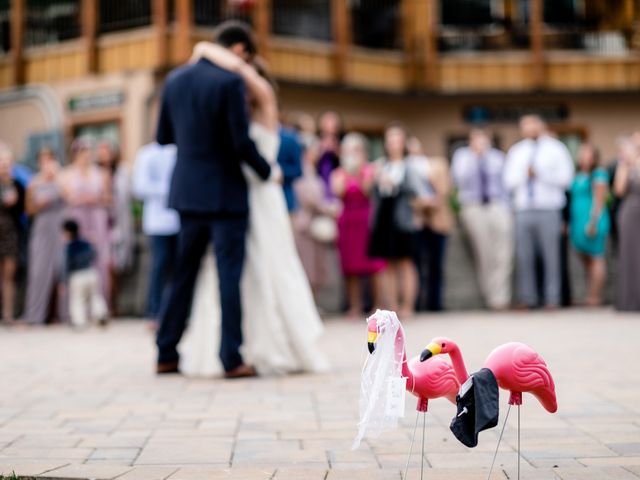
[0,308,639,479]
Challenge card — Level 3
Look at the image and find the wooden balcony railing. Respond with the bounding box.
[1,0,639,93]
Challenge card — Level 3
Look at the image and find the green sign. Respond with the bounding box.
[68,91,125,113]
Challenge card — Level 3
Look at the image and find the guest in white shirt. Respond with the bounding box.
[133,143,180,319]
[504,115,574,308]
[452,128,513,310]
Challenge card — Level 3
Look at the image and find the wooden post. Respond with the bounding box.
[629,0,640,50]
[419,0,438,90]
[331,0,351,84]
[153,0,169,68]
[529,0,544,89]
[175,0,193,63]
[10,0,25,85]
[81,0,98,74]
[401,0,417,89]
[253,0,272,59]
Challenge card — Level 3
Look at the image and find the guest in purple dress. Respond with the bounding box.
[316,111,343,199]
[60,138,112,305]
[24,147,66,324]
[331,133,386,318]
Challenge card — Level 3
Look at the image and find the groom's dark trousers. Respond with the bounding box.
[157,212,247,371]
[154,58,271,372]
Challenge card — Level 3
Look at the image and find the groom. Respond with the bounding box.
[155,21,277,378]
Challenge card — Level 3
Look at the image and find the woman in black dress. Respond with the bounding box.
[369,124,424,317]
[0,145,25,323]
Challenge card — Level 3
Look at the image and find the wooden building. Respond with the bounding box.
[1,0,639,165]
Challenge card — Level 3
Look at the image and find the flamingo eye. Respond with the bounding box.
[442,343,446,348]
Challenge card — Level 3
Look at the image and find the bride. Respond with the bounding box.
[178,42,329,377]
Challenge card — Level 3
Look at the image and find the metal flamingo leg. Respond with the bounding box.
[486,403,511,480]
[404,409,420,480]
[420,412,426,480]
[517,405,521,480]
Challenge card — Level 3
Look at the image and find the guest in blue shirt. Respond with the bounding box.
[277,126,303,214]
[62,219,108,328]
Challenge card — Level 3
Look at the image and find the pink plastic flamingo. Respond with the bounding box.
[366,314,459,479]
[420,337,557,479]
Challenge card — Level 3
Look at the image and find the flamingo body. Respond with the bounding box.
[483,342,557,413]
[406,356,460,410]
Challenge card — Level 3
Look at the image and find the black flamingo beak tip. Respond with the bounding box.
[420,348,433,362]
[368,342,375,354]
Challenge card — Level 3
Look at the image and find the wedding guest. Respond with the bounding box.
[613,136,640,311]
[316,110,343,198]
[504,115,574,309]
[368,124,423,317]
[61,219,108,328]
[60,138,112,303]
[97,139,134,313]
[409,137,454,312]
[0,145,25,323]
[293,135,338,298]
[330,133,385,318]
[24,147,65,324]
[452,128,513,310]
[568,143,610,306]
[277,126,303,213]
[132,142,180,319]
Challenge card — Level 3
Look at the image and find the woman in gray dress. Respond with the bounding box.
[613,136,640,311]
[24,147,65,324]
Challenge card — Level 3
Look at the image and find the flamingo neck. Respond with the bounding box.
[396,327,414,385]
[449,344,470,383]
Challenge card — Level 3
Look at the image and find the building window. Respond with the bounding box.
[99,0,151,34]
[25,0,81,47]
[0,0,9,52]
[351,0,402,50]
[440,0,495,26]
[272,0,331,42]
[194,0,252,27]
[518,0,580,25]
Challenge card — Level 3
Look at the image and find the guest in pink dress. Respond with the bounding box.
[60,138,112,306]
[331,133,386,317]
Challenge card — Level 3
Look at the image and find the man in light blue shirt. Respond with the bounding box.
[452,128,513,310]
[133,142,180,319]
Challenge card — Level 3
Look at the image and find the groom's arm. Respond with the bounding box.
[226,77,272,181]
[156,86,175,146]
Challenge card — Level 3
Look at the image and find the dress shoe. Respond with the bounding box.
[156,361,180,374]
[224,364,257,379]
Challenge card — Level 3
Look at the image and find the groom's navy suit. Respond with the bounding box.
[155,58,271,371]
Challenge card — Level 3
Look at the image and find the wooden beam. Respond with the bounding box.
[253,0,272,59]
[331,0,351,84]
[153,0,169,68]
[401,0,417,89]
[421,0,438,90]
[81,0,98,74]
[10,0,25,85]
[529,0,544,89]
[175,0,193,63]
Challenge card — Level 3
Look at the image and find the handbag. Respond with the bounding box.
[309,215,338,243]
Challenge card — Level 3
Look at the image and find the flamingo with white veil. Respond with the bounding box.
[353,311,459,479]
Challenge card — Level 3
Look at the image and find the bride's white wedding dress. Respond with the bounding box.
[178,122,330,376]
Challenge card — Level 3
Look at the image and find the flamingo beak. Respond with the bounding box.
[367,331,377,354]
[420,343,441,362]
